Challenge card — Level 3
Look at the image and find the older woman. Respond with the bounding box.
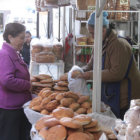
[0,23,31,140]
[72,12,140,119]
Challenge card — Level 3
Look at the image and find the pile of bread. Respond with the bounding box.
[53,73,69,92]
[29,90,92,115]
[31,73,69,95]
[31,40,63,63]
[31,44,56,63]
[115,99,140,139]
[35,112,116,140]
[31,74,54,95]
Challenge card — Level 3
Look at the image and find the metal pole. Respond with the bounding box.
[73,8,76,65]
[69,8,72,34]
[58,7,61,42]
[36,12,39,38]
[92,0,106,113]
[138,11,140,69]
[47,11,50,38]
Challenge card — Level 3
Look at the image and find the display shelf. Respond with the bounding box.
[72,0,140,113]
[29,60,64,80]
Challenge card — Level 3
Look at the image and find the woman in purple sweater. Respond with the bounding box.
[0,23,32,140]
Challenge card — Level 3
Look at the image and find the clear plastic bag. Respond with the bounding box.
[68,65,90,96]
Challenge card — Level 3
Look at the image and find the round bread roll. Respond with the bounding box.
[60,117,82,129]
[57,104,64,108]
[38,90,52,98]
[46,125,67,140]
[48,92,58,100]
[39,127,48,139]
[73,114,92,125]
[35,116,53,131]
[84,119,98,128]
[87,108,92,114]
[40,109,49,115]
[60,98,75,107]
[75,108,87,114]
[31,105,43,112]
[54,79,60,83]
[45,100,59,111]
[71,70,82,78]
[52,107,74,119]
[55,93,64,101]
[78,96,90,104]
[67,127,84,136]
[35,74,52,80]
[39,88,52,95]
[67,132,92,140]
[31,76,38,82]
[44,118,60,128]
[85,132,94,140]
[53,85,69,91]
[63,91,79,100]
[40,79,53,84]
[81,102,91,109]
[60,73,68,81]
[41,97,51,107]
[85,125,101,133]
[29,96,42,108]
[69,103,80,111]
[57,81,68,87]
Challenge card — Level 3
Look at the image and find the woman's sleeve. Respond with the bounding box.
[0,54,31,92]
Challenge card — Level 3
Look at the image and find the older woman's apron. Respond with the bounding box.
[101,52,133,118]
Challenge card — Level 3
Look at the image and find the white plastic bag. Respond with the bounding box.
[23,101,44,125]
[68,65,90,96]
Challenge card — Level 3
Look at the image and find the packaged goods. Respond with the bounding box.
[76,35,87,45]
[35,52,56,63]
[76,0,95,10]
[104,0,116,19]
[115,0,130,21]
[76,0,87,10]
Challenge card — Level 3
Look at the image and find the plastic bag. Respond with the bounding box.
[23,101,44,125]
[68,65,90,96]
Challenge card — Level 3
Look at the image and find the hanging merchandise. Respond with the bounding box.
[115,0,130,21]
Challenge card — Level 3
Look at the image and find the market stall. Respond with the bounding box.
[23,0,140,140]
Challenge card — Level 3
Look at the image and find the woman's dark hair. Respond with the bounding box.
[3,22,26,43]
